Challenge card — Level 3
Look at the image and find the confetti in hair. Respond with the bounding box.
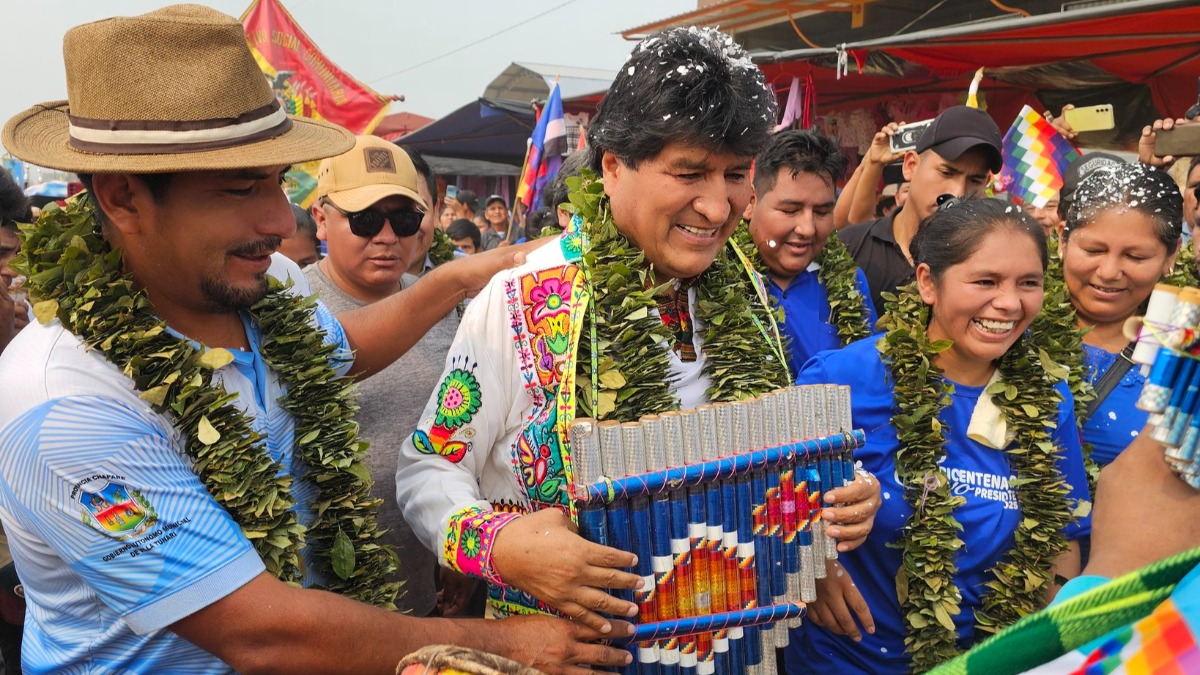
[585,25,776,170]
[1065,162,1183,251]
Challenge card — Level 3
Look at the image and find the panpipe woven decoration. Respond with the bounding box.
[569,385,865,675]
[1133,284,1200,487]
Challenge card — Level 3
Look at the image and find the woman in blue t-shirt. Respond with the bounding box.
[1057,163,1183,466]
[785,199,1092,674]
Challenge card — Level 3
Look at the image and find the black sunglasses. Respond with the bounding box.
[326,201,423,238]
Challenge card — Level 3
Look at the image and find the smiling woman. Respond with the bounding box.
[1058,163,1183,466]
[787,199,1092,675]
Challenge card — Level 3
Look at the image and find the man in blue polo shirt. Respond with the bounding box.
[746,130,878,375]
[0,6,630,674]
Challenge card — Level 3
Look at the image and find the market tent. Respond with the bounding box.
[423,156,522,177]
[483,62,614,108]
[754,0,1200,143]
[399,97,535,165]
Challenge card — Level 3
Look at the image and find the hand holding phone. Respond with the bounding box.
[889,119,935,154]
[1155,123,1200,158]
[445,185,459,201]
[1063,104,1115,133]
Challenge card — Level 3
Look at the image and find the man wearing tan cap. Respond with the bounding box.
[0,5,630,674]
[304,135,450,618]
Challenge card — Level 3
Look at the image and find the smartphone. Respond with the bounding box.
[1155,123,1200,157]
[890,119,935,154]
[1064,104,1115,133]
[445,185,458,201]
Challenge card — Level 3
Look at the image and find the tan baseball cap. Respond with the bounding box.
[316,134,427,212]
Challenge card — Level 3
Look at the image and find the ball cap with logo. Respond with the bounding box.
[915,105,1004,173]
[316,135,428,212]
[1,4,353,173]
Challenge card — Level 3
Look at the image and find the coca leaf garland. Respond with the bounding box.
[878,283,1079,672]
[17,196,400,608]
[568,172,789,421]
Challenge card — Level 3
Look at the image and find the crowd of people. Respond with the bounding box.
[0,4,1196,675]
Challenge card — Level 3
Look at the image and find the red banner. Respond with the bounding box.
[242,0,390,135]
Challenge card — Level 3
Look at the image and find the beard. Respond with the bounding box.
[199,236,280,311]
[200,273,270,311]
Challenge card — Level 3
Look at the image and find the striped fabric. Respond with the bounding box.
[0,255,351,674]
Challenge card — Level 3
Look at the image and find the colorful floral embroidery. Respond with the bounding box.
[488,583,561,618]
[443,504,520,584]
[413,356,480,463]
[528,275,570,323]
[434,368,482,429]
[516,406,568,505]
[505,277,546,410]
[521,267,579,387]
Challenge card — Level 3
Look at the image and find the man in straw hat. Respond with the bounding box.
[0,5,631,674]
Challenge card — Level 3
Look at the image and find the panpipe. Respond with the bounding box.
[1133,284,1200,487]
[569,385,866,675]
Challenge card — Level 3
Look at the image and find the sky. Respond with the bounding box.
[1,0,694,127]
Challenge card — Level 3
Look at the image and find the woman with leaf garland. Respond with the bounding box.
[1053,163,1183,468]
[784,199,1092,674]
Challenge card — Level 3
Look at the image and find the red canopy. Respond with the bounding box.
[758,3,1200,125]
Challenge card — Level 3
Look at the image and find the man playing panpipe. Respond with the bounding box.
[397,26,881,636]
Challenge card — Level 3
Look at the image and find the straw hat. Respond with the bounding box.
[2,4,353,174]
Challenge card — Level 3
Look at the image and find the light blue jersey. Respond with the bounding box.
[0,255,352,674]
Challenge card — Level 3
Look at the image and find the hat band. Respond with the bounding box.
[67,102,292,155]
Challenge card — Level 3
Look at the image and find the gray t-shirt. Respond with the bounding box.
[304,262,459,615]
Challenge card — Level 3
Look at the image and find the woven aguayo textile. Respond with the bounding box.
[931,545,1200,675]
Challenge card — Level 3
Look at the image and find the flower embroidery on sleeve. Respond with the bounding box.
[413,356,481,463]
[444,504,520,584]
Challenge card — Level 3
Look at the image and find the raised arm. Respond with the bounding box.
[835,122,904,230]
[339,243,533,379]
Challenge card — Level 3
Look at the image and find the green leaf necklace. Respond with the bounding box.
[728,222,873,352]
[877,283,1078,673]
[18,196,400,609]
[566,172,792,422]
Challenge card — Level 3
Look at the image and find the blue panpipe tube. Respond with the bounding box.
[1153,357,1199,444]
[569,420,609,549]
[642,416,681,675]
[679,411,714,675]
[598,421,637,675]
[744,398,784,659]
[732,401,764,670]
[712,403,746,675]
[787,386,818,603]
[621,421,661,675]
[659,412,698,675]
[768,391,802,630]
[1138,349,1186,414]
[694,407,728,675]
[759,394,789,651]
[803,387,831,574]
